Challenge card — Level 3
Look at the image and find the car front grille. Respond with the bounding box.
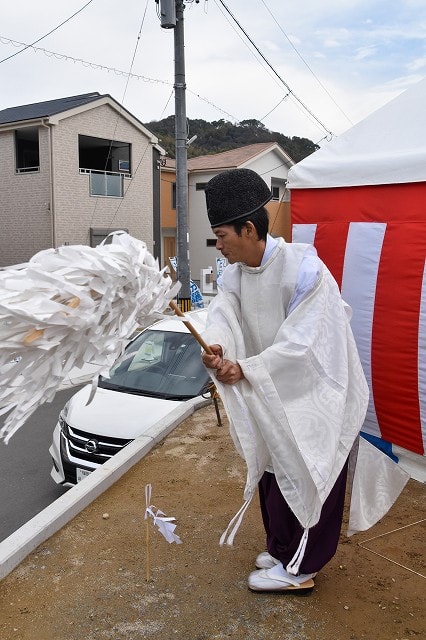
[61,419,133,467]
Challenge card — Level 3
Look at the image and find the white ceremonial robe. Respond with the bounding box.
[203,238,409,553]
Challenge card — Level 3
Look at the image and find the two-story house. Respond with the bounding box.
[0,92,163,267]
[160,142,294,283]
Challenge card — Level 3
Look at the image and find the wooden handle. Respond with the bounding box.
[169,300,213,354]
[23,296,81,345]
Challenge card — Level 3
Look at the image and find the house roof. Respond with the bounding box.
[0,92,105,125]
[164,142,294,172]
[0,92,161,146]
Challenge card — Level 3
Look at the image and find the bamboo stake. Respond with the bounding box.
[210,385,223,427]
[146,517,150,581]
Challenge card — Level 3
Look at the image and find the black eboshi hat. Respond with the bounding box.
[205,168,272,228]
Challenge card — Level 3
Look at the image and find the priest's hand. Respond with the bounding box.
[202,344,223,370]
[216,359,244,385]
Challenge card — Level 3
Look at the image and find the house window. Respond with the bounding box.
[79,134,131,174]
[271,186,280,201]
[206,239,217,247]
[90,227,128,247]
[15,127,40,173]
[172,182,176,209]
[79,134,131,198]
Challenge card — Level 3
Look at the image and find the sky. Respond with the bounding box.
[1,0,425,145]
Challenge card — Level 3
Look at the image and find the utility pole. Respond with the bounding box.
[159,0,191,312]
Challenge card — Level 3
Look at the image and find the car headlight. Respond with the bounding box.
[59,401,70,434]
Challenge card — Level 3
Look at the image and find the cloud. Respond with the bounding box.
[353,45,378,61]
[323,38,342,49]
[407,57,426,72]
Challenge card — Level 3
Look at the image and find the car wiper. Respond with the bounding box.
[98,380,129,392]
[160,393,199,400]
[99,380,162,398]
[125,389,164,398]
[98,379,209,401]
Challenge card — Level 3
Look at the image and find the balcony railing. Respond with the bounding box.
[16,166,40,174]
[79,168,131,198]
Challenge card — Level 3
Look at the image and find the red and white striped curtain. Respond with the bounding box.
[291,182,426,455]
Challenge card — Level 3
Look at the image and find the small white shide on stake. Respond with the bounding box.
[0,232,180,443]
[144,483,182,581]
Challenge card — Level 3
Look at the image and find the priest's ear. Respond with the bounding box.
[243,221,257,238]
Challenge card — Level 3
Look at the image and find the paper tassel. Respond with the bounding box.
[144,483,182,545]
[0,231,179,442]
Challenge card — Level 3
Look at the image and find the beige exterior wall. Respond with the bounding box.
[159,168,177,271]
[0,127,51,267]
[52,104,154,251]
[268,200,291,241]
[0,103,155,268]
[160,169,176,229]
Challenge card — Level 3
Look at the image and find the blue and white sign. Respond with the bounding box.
[168,256,204,308]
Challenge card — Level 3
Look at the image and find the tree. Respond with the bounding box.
[144,116,318,163]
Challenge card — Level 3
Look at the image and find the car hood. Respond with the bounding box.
[66,385,183,439]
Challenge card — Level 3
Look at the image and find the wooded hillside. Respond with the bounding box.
[143,116,318,163]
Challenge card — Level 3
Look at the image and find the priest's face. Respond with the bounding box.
[212,223,263,267]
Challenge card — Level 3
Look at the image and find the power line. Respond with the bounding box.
[0,35,171,85]
[258,95,289,122]
[0,35,239,122]
[259,0,353,127]
[213,0,287,97]
[0,0,96,65]
[122,0,150,104]
[88,0,153,236]
[159,90,175,120]
[214,0,334,139]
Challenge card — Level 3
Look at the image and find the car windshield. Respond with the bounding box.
[98,328,211,400]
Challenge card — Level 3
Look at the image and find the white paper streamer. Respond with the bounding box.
[144,483,182,544]
[0,232,180,442]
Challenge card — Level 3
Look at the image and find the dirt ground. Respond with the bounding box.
[0,400,424,640]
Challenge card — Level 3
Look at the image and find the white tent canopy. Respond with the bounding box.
[288,76,426,189]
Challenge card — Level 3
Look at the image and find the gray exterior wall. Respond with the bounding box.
[0,127,52,267]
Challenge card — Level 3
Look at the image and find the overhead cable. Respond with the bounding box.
[215,0,334,138]
[0,35,239,123]
[0,0,96,65]
[88,0,151,236]
[260,0,353,126]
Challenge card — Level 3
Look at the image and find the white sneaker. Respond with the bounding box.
[248,563,315,595]
[255,551,280,569]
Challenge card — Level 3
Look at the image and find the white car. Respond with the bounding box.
[50,309,212,486]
